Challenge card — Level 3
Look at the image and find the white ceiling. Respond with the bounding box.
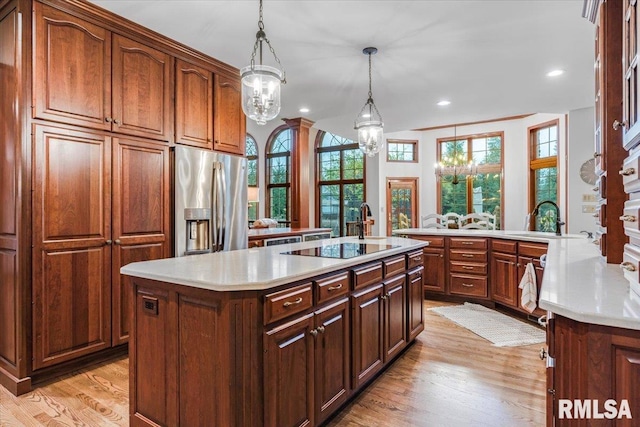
[91,0,595,138]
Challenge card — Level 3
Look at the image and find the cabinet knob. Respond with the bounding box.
[594,152,602,158]
[539,347,547,360]
[105,117,113,123]
[619,167,636,176]
[105,239,113,245]
[115,239,122,245]
[439,254,444,258]
[619,215,637,222]
[612,119,627,130]
[114,119,122,125]
[309,328,318,337]
[317,325,325,334]
[620,261,637,272]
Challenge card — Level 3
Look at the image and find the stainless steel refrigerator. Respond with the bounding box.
[174,145,248,256]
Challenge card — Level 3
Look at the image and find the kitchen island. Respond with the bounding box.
[396,228,640,425]
[121,236,427,427]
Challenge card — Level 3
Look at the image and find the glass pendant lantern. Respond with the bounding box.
[354,47,384,157]
[241,0,286,126]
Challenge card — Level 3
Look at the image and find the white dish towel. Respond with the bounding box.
[518,263,537,313]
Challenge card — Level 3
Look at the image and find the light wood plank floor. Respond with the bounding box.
[0,300,546,426]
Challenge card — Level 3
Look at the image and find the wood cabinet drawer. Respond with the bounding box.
[622,199,640,240]
[415,236,444,248]
[352,262,383,290]
[517,242,548,258]
[449,237,487,250]
[449,274,488,297]
[449,249,487,262]
[450,261,487,275]
[621,150,640,193]
[248,239,263,248]
[264,283,313,324]
[407,265,424,283]
[490,239,517,254]
[316,272,350,304]
[622,244,640,292]
[383,255,406,278]
[406,250,423,270]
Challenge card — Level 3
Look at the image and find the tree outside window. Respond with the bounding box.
[529,122,559,232]
[266,127,292,224]
[246,134,258,222]
[438,132,503,229]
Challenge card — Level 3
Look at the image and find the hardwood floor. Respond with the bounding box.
[0,300,545,426]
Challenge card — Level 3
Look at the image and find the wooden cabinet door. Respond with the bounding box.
[623,0,640,150]
[213,74,245,155]
[112,34,173,142]
[423,247,445,293]
[407,267,424,341]
[491,252,518,307]
[175,59,213,149]
[32,125,112,369]
[351,283,384,389]
[111,137,170,345]
[264,313,315,427]
[383,275,407,363]
[314,298,350,425]
[33,3,111,131]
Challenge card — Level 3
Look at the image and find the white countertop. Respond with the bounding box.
[121,236,427,292]
[395,228,640,330]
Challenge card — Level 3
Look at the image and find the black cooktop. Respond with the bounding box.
[282,243,399,259]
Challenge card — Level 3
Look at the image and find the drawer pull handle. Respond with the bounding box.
[620,262,637,272]
[619,168,636,176]
[620,215,637,222]
[461,241,475,245]
[327,283,343,291]
[461,283,474,287]
[613,119,628,130]
[461,254,474,258]
[592,186,599,192]
[462,266,474,270]
[283,297,303,307]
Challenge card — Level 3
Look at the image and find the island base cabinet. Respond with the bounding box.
[407,267,425,341]
[383,275,407,362]
[351,284,384,389]
[422,247,445,293]
[264,313,315,427]
[547,315,640,426]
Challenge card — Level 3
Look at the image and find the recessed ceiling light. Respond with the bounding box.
[299,107,310,113]
[546,69,564,77]
[437,100,451,106]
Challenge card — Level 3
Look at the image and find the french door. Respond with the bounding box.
[386,178,418,235]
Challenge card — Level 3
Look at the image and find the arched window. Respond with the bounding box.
[246,134,259,222]
[316,131,365,237]
[266,126,292,224]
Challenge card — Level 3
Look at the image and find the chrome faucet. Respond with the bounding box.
[531,200,565,236]
[358,202,372,240]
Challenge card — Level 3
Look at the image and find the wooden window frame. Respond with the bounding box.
[386,139,418,163]
[435,131,504,228]
[314,130,366,237]
[528,120,559,215]
[265,125,292,223]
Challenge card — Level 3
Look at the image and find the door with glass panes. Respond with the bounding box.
[386,178,418,235]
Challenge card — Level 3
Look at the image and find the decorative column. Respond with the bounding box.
[283,117,314,228]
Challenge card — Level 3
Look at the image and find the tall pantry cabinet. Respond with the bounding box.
[0,0,245,395]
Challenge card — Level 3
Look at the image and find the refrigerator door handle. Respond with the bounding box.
[219,163,227,250]
[211,162,219,251]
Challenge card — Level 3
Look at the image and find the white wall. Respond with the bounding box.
[567,107,597,234]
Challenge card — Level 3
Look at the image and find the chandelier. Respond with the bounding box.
[354,47,384,157]
[434,126,477,185]
[240,0,286,125]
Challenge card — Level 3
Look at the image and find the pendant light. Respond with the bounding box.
[354,47,384,157]
[240,0,286,125]
[434,125,477,184]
